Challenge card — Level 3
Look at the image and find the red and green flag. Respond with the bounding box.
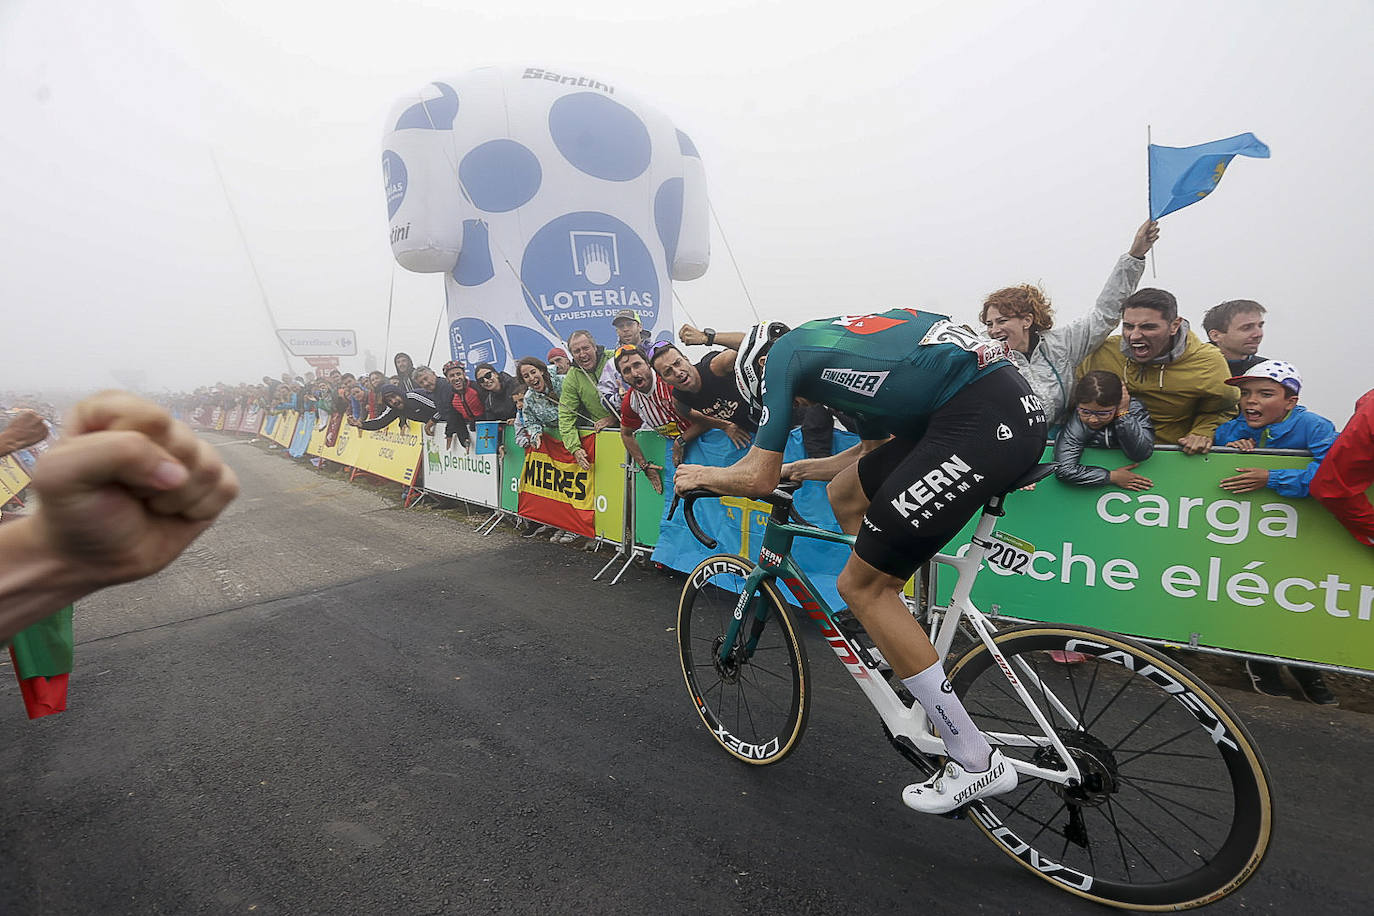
[9,605,73,718]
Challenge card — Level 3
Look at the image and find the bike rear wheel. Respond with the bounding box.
[677,554,810,765]
[948,625,1272,910]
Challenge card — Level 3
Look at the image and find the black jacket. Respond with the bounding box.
[1052,398,1155,486]
[479,372,520,422]
[357,388,438,431]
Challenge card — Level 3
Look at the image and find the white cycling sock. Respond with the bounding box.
[902,663,993,773]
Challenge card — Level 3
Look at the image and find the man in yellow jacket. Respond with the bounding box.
[1078,288,1238,455]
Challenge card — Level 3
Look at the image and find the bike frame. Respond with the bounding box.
[718,499,1083,786]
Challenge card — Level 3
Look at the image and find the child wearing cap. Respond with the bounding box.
[1213,359,1338,498]
[1213,359,1342,705]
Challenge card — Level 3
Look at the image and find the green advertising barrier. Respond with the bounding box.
[633,431,668,547]
[939,447,1374,671]
[593,430,626,543]
[500,425,524,513]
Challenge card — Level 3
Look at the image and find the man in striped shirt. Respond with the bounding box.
[615,345,711,494]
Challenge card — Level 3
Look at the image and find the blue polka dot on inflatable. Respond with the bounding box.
[548,93,651,182]
[459,139,543,213]
[654,178,684,268]
[454,220,495,287]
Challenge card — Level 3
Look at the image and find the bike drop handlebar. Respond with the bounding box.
[668,480,807,551]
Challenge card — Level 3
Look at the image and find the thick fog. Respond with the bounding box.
[1,0,1368,423]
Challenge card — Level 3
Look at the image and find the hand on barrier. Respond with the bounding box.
[1219,467,1269,494]
[1223,437,1257,452]
[722,422,752,449]
[1178,433,1213,455]
[1109,462,1154,491]
[573,447,591,470]
[592,416,616,433]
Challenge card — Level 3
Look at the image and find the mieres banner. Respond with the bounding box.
[518,434,595,536]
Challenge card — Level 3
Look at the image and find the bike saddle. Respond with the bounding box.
[998,462,1055,496]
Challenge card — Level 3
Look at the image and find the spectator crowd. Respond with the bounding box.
[153,224,1372,706]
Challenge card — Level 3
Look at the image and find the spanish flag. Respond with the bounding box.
[517,434,596,536]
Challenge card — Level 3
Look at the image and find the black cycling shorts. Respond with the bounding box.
[853,366,1047,581]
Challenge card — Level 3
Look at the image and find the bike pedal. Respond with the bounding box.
[883,727,940,781]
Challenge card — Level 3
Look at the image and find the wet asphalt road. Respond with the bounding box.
[1,435,1370,915]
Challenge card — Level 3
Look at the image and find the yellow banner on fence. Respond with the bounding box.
[0,454,31,501]
[270,411,298,448]
[352,425,423,485]
[305,416,330,458]
[327,421,362,468]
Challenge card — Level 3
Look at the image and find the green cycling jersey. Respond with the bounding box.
[754,309,1011,453]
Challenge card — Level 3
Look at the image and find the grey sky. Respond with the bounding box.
[2,0,1368,423]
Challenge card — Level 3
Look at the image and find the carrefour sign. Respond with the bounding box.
[276,329,358,357]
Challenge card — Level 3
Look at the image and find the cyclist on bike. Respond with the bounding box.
[673,310,1047,814]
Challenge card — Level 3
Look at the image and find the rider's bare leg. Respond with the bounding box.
[835,554,937,676]
[830,468,994,773]
[826,463,869,536]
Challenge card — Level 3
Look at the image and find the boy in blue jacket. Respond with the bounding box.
[1214,360,1337,497]
[1213,359,1340,704]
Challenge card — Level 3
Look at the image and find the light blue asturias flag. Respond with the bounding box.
[1149,132,1270,219]
[474,421,502,455]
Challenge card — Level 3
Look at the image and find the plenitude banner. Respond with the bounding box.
[517,432,595,536]
[939,447,1374,670]
[423,421,501,506]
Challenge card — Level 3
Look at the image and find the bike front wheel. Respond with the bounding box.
[677,554,810,765]
[948,625,1272,911]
